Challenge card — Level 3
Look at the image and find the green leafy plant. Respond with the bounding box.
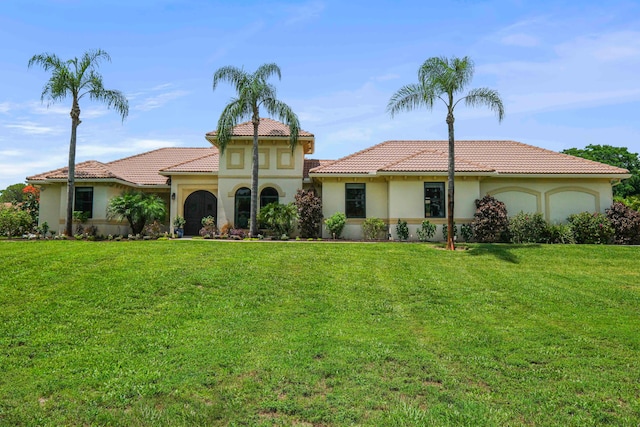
[173,215,186,229]
[442,222,457,241]
[568,212,614,244]
[294,189,323,238]
[107,191,166,235]
[258,202,297,238]
[396,219,409,241]
[471,195,509,243]
[199,216,217,238]
[509,212,548,243]
[460,223,473,242]
[362,217,386,240]
[0,206,33,238]
[546,223,575,244]
[324,212,346,239]
[416,220,436,242]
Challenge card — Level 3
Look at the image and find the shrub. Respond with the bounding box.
[460,223,473,242]
[258,203,297,237]
[220,221,232,236]
[546,223,575,244]
[324,212,346,239]
[0,206,33,237]
[417,220,436,242]
[509,212,548,243]
[471,195,509,243]
[442,222,457,241]
[107,191,166,235]
[362,217,386,240]
[294,189,323,238]
[606,202,640,245]
[199,215,217,238]
[568,212,614,244]
[396,219,409,241]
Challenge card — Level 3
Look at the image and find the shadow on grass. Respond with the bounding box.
[467,243,543,264]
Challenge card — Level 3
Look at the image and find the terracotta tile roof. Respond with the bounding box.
[161,152,219,173]
[310,140,630,176]
[28,147,217,186]
[303,159,334,179]
[206,117,313,138]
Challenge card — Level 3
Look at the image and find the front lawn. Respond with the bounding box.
[0,241,638,426]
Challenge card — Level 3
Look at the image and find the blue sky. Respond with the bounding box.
[1,0,640,190]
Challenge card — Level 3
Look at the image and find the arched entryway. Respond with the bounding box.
[184,190,217,236]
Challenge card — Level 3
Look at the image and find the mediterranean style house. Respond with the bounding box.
[28,118,630,239]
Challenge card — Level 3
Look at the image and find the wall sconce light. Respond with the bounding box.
[171,193,176,200]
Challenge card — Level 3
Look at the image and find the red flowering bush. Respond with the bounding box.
[471,195,509,243]
[606,202,640,245]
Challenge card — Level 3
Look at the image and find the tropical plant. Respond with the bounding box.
[442,222,458,242]
[605,202,640,245]
[460,223,474,242]
[324,212,346,239]
[567,212,614,244]
[396,219,409,241]
[199,215,217,238]
[388,56,504,250]
[509,212,548,244]
[28,49,129,237]
[472,195,509,243]
[173,215,186,229]
[294,189,323,238]
[20,185,40,226]
[258,202,297,238]
[212,63,299,237]
[362,217,386,240]
[417,220,437,242]
[107,191,166,235]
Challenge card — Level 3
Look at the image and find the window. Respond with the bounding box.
[424,183,445,218]
[234,187,251,228]
[345,183,366,218]
[260,187,279,208]
[74,187,93,218]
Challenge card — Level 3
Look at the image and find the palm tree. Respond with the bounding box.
[28,49,129,237]
[212,63,300,237]
[387,56,504,250]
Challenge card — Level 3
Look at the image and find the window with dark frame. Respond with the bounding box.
[234,187,251,229]
[345,183,366,218]
[74,187,94,218]
[260,187,279,208]
[424,183,445,218]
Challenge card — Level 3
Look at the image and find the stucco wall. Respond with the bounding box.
[37,184,62,234]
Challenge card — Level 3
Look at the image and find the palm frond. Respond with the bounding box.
[262,98,300,150]
[254,63,281,83]
[215,98,252,152]
[387,83,435,117]
[463,88,505,122]
[213,66,248,92]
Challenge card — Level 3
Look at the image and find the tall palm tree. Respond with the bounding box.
[387,56,504,250]
[213,63,300,237]
[28,49,129,237]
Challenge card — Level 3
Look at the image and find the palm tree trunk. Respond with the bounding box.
[249,118,260,237]
[446,112,455,251]
[65,101,81,237]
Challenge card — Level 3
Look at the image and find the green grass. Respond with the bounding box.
[1,241,639,426]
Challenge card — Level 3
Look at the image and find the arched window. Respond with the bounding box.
[235,187,251,228]
[260,187,279,208]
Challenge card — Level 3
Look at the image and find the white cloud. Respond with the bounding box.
[284,0,325,25]
[500,33,539,47]
[0,102,11,113]
[0,149,23,156]
[134,90,190,111]
[5,121,64,135]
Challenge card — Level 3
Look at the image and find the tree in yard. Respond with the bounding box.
[387,56,504,250]
[107,191,166,235]
[294,189,323,238]
[562,145,640,198]
[28,49,128,237]
[212,63,299,237]
[0,183,27,204]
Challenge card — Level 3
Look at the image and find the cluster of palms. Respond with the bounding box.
[30,51,503,250]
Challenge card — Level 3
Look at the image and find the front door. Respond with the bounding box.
[184,190,217,236]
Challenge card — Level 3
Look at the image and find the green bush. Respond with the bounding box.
[395,219,409,241]
[258,203,297,238]
[362,217,386,240]
[199,215,217,238]
[568,212,614,244]
[0,206,33,237]
[324,212,346,238]
[107,191,166,235]
[460,223,473,242]
[546,223,575,244]
[416,220,436,242]
[442,222,457,241]
[471,195,509,243]
[509,212,548,243]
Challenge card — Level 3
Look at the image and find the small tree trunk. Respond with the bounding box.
[446,112,455,251]
[249,117,260,237]
[65,100,81,237]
